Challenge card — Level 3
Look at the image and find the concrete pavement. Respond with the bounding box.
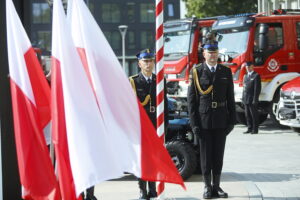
[94,173,250,200]
[224,119,300,200]
[92,119,300,199]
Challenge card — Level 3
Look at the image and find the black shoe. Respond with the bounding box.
[139,190,148,199]
[85,196,97,200]
[243,129,252,134]
[212,186,228,198]
[148,191,157,199]
[251,131,258,134]
[203,186,212,199]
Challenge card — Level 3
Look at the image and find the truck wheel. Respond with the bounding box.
[269,89,286,127]
[166,141,197,180]
[291,127,300,133]
[258,113,268,124]
[236,112,246,125]
[236,112,268,125]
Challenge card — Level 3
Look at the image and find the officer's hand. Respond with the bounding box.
[225,124,234,136]
[192,127,201,138]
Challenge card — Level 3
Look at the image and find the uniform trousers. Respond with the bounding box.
[244,103,258,132]
[199,129,226,176]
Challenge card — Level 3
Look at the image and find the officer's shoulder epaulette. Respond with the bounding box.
[219,63,230,69]
[129,74,139,80]
[191,64,202,73]
[194,63,202,69]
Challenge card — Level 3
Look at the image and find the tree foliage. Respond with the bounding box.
[182,0,257,18]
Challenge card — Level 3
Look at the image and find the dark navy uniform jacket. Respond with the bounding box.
[242,71,261,105]
[130,72,168,128]
[188,63,236,130]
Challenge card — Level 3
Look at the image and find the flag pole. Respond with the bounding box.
[155,0,165,198]
[0,0,21,199]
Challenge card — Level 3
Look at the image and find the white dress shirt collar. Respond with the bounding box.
[141,72,152,81]
[206,62,218,72]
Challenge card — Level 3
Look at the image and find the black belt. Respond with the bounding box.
[211,101,226,108]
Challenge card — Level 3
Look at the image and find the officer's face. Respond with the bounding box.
[246,65,254,73]
[138,59,155,75]
[203,50,218,65]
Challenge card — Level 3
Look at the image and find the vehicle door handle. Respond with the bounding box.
[280,65,288,70]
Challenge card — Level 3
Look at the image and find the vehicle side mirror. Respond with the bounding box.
[259,23,269,34]
[258,24,269,51]
[258,34,268,51]
[217,34,223,42]
[201,28,209,44]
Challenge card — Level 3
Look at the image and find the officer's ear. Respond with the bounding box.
[137,60,142,68]
[202,50,206,58]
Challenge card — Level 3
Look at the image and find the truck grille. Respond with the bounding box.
[281,99,300,117]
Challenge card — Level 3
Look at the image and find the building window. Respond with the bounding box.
[140,3,155,23]
[104,31,121,50]
[87,1,95,14]
[37,31,51,51]
[32,3,51,24]
[127,31,136,49]
[101,4,120,23]
[128,60,139,76]
[168,3,174,17]
[127,2,136,23]
[141,31,154,49]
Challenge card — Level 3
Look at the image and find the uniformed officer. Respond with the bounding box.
[242,62,261,134]
[188,40,236,199]
[129,49,168,200]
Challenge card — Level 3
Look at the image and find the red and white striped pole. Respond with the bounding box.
[156,0,165,198]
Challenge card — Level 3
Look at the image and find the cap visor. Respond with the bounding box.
[140,57,155,60]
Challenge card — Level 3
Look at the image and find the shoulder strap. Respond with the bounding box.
[129,77,137,95]
[129,76,151,106]
[193,64,213,95]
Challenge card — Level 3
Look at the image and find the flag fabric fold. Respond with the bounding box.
[67,0,185,194]
[6,0,60,199]
[51,0,124,198]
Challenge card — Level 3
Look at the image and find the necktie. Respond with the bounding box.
[147,79,151,85]
[211,67,215,73]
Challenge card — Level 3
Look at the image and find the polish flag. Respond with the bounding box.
[52,0,125,198]
[6,0,60,199]
[65,0,184,195]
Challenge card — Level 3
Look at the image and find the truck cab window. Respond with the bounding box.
[296,22,300,49]
[254,23,283,65]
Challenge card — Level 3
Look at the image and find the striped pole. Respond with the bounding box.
[156,0,165,198]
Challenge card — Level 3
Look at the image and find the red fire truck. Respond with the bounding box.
[276,77,300,132]
[211,10,300,125]
[163,18,216,108]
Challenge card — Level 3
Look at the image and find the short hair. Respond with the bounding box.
[245,61,253,66]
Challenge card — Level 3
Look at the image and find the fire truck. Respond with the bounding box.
[211,10,300,125]
[163,17,216,109]
[276,77,300,133]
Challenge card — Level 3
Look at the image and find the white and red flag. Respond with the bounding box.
[6,0,60,199]
[65,0,185,195]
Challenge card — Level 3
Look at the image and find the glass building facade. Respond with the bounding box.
[30,0,180,76]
